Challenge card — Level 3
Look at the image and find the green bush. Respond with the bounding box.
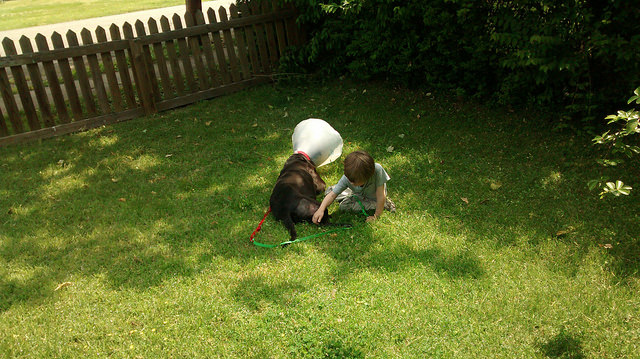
[490,1,640,123]
[281,0,640,123]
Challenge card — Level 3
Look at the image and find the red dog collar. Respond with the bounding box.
[295,151,311,161]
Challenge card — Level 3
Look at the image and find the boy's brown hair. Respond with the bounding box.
[344,150,375,184]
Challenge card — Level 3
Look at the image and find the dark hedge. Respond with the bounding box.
[278,0,640,123]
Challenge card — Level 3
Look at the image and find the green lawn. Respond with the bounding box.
[0,80,638,357]
[0,0,186,31]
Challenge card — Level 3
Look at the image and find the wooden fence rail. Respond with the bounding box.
[0,1,301,146]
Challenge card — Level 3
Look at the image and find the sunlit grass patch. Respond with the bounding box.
[87,133,120,149]
[541,170,564,188]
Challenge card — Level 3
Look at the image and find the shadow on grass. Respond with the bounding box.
[539,329,585,359]
[232,274,307,311]
[320,238,485,280]
[0,79,638,314]
[288,329,366,359]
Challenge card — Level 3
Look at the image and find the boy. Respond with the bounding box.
[312,150,395,223]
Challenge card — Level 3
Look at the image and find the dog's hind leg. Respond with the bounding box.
[282,213,297,242]
[294,198,325,223]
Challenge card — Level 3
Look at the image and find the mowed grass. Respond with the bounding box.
[0,80,639,357]
[0,0,185,31]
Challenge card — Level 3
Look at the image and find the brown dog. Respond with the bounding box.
[269,152,329,241]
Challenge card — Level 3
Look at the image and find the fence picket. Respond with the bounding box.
[35,34,70,123]
[248,2,270,73]
[2,38,40,131]
[272,2,287,59]
[229,4,251,79]
[185,12,210,90]
[135,21,161,101]
[159,16,186,96]
[123,22,156,115]
[109,24,137,109]
[0,67,23,133]
[195,10,221,87]
[51,32,84,120]
[95,27,124,112]
[261,2,279,67]
[121,22,139,99]
[283,2,299,47]
[237,3,261,75]
[80,29,111,114]
[19,36,55,127]
[0,105,8,137]
[207,8,231,84]
[172,14,197,92]
[218,7,242,82]
[66,30,98,117]
[148,18,175,99]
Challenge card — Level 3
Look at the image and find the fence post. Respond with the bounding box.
[129,39,157,115]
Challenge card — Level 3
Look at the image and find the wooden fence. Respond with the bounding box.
[0,1,302,146]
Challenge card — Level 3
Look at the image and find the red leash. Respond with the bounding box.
[250,207,271,243]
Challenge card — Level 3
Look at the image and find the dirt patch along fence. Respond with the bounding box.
[0,1,302,146]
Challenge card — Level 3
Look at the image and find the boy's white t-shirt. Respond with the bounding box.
[331,163,390,200]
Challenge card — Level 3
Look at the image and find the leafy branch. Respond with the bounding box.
[590,87,640,198]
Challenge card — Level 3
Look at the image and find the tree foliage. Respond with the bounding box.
[281,0,640,122]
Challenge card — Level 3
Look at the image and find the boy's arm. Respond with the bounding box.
[366,185,386,222]
[312,191,338,224]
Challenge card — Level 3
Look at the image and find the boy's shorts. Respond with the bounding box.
[327,186,396,213]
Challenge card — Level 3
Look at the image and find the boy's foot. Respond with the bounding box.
[385,198,396,213]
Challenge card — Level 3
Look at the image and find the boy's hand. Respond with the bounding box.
[365,215,377,223]
[312,209,324,224]
[313,192,337,224]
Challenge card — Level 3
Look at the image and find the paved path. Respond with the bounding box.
[0,1,234,55]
